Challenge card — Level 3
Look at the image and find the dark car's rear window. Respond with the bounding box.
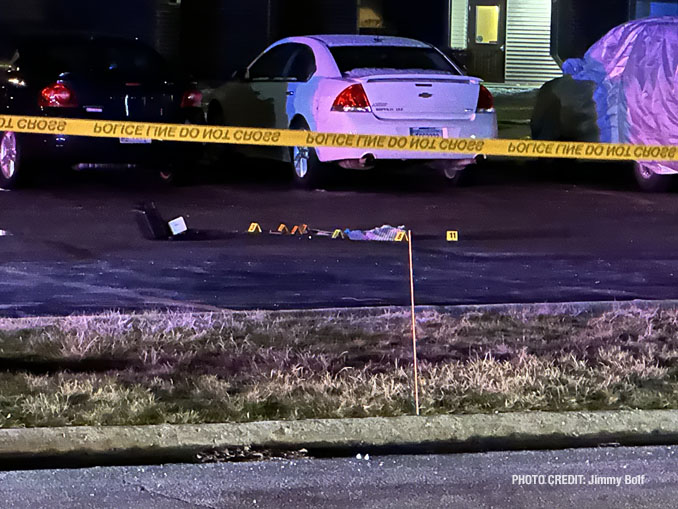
[18,39,170,80]
[329,46,461,75]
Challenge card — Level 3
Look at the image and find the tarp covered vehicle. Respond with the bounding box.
[531,17,678,191]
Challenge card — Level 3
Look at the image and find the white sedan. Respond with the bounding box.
[207,35,497,187]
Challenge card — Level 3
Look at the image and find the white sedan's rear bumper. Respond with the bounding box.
[313,111,497,162]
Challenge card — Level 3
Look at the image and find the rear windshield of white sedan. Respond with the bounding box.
[329,46,461,76]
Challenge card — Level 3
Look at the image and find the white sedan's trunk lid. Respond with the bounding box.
[355,73,480,121]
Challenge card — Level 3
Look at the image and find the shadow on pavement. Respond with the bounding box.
[19,153,644,196]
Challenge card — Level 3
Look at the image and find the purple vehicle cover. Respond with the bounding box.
[562,16,678,173]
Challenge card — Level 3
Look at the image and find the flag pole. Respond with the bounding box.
[408,230,420,415]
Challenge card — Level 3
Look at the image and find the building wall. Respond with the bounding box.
[154,0,183,65]
[0,0,567,83]
[450,0,562,84]
[181,0,271,80]
[272,0,357,39]
[381,0,450,48]
[505,0,562,84]
[449,0,468,48]
[182,0,358,80]
[0,0,180,60]
[551,0,630,61]
[0,0,155,42]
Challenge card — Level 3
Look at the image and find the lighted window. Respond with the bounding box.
[475,5,500,44]
[359,0,384,29]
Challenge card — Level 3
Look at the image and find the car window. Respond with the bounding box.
[18,39,170,79]
[329,46,461,75]
[20,42,94,76]
[286,45,316,82]
[93,41,171,79]
[248,44,298,81]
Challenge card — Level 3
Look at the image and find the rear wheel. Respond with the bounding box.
[633,162,673,192]
[289,118,330,189]
[0,131,25,190]
[205,102,228,166]
[157,167,180,185]
[440,160,476,186]
[156,117,205,185]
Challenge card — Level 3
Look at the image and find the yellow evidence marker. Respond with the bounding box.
[248,222,262,234]
[291,224,309,235]
[446,230,459,242]
[332,229,345,239]
[394,231,409,242]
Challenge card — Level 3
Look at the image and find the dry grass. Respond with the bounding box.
[0,306,677,427]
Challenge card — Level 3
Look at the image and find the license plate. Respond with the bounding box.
[119,138,152,144]
[410,127,443,137]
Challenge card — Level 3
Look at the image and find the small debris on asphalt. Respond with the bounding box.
[196,445,308,463]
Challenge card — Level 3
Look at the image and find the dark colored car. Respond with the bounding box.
[0,34,204,189]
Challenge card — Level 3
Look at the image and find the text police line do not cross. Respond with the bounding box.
[1,114,678,162]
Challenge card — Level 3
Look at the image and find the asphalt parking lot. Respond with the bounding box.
[1,157,678,316]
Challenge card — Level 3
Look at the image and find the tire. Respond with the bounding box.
[204,101,229,168]
[289,118,330,189]
[157,167,182,185]
[156,117,205,186]
[0,131,26,190]
[443,169,466,186]
[438,160,475,187]
[633,162,673,192]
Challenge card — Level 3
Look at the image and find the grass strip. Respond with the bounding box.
[0,306,676,428]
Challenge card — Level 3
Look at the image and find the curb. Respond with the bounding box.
[3,298,678,329]
[1,410,677,467]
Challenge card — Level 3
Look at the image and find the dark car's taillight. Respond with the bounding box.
[181,89,203,108]
[476,84,494,112]
[331,84,371,112]
[39,82,78,108]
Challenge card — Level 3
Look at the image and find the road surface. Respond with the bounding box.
[1,446,675,508]
[1,160,677,316]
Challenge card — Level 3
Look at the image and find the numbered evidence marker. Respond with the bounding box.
[248,222,262,234]
[394,231,409,242]
[446,230,459,242]
[291,224,309,235]
[269,223,290,235]
[332,229,345,239]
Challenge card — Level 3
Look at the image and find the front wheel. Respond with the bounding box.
[0,131,25,190]
[633,162,673,193]
[290,119,330,189]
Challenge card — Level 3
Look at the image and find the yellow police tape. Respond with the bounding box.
[1,114,677,161]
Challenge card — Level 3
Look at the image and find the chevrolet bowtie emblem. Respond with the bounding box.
[419,92,433,98]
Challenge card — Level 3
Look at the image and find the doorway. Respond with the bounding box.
[467,0,507,82]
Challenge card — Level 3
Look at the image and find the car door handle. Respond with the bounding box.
[286,91,294,96]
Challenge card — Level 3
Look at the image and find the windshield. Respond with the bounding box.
[329,46,461,75]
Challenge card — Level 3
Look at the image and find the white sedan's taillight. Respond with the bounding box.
[476,84,494,112]
[331,84,372,112]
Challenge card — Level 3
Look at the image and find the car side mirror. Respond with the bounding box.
[232,68,247,81]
